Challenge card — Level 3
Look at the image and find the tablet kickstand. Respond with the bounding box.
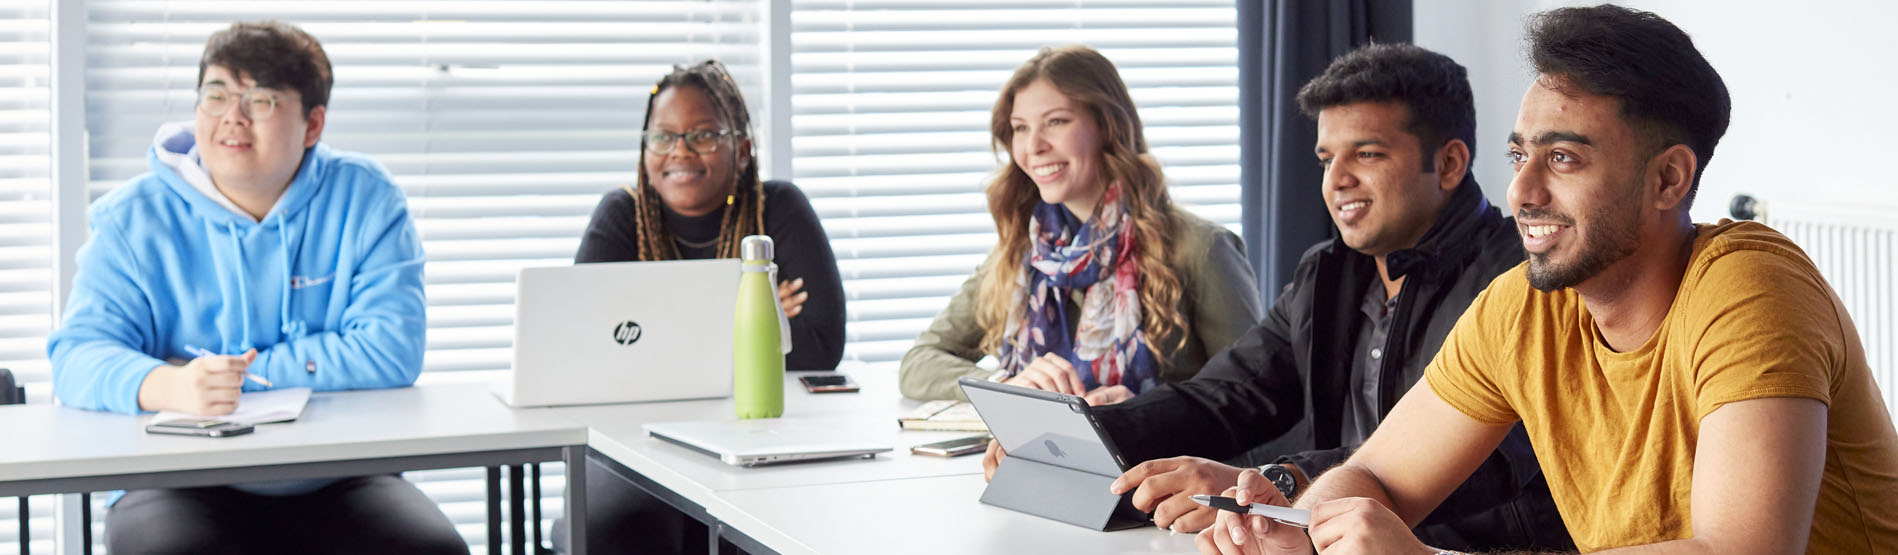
[980,455,1145,531]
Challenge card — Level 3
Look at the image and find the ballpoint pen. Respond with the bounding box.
[182,344,274,387]
[1190,494,1311,529]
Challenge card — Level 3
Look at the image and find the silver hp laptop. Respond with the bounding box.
[494,259,741,407]
[644,419,892,467]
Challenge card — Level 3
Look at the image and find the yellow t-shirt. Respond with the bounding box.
[1424,220,1898,552]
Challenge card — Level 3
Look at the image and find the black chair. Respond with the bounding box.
[3,368,28,555]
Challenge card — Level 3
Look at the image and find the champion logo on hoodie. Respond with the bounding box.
[290,274,333,289]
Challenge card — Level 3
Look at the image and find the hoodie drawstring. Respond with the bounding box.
[226,221,253,352]
[278,220,304,340]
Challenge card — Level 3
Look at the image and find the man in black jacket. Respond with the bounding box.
[981,43,1571,551]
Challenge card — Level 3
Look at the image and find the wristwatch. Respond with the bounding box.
[1259,463,1299,500]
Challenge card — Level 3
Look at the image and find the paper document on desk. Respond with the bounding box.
[897,400,988,432]
[153,387,312,426]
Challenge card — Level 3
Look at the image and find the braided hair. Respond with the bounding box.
[628,60,766,260]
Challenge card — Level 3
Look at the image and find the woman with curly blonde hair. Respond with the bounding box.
[899,45,1260,403]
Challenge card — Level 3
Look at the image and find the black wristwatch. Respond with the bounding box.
[1260,464,1299,500]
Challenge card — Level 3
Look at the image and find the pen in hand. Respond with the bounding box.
[182,344,274,387]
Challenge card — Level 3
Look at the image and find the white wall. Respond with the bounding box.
[1416,0,1898,222]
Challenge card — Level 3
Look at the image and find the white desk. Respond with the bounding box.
[716,474,1199,555]
[0,383,592,555]
[555,367,985,553]
[562,368,984,497]
[566,367,1198,555]
[2,370,1204,555]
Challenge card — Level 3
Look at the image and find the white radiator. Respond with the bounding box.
[1732,195,1896,411]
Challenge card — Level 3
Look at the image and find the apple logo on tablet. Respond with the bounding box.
[1044,439,1065,458]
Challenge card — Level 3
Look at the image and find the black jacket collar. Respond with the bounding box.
[1326,177,1500,283]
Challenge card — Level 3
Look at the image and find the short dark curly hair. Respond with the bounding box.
[1527,4,1729,206]
[1295,42,1476,171]
[198,21,332,119]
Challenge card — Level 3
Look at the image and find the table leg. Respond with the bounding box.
[564,446,586,555]
[76,495,87,555]
[531,463,543,554]
[509,465,525,555]
[487,466,502,555]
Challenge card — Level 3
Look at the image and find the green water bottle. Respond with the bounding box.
[734,235,786,419]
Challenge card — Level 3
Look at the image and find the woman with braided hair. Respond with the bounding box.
[576,60,844,371]
[898,45,1261,403]
[567,61,845,554]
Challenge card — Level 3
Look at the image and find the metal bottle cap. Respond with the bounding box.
[740,235,774,261]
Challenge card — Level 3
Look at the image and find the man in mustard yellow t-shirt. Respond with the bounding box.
[1199,5,1898,555]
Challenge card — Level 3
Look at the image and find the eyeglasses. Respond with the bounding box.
[197,85,290,119]
[644,128,736,155]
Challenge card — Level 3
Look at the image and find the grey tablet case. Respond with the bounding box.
[958,377,1150,531]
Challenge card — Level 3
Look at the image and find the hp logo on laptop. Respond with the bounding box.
[613,321,643,345]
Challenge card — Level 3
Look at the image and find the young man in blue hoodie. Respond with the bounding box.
[47,21,465,554]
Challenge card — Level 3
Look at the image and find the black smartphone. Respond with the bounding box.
[798,374,859,394]
[145,418,255,438]
[910,434,992,457]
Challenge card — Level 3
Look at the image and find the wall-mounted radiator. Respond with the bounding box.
[1731,195,1895,410]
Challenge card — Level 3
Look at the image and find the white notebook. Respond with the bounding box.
[152,387,312,426]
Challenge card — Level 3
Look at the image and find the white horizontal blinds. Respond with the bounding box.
[0,0,51,396]
[82,1,764,376]
[0,0,52,551]
[790,0,1242,363]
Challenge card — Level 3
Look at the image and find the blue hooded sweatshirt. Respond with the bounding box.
[48,124,427,416]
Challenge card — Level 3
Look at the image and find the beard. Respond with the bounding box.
[1523,181,1643,292]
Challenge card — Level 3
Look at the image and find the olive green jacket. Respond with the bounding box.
[898,210,1262,400]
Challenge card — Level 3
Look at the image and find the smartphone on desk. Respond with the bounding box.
[911,434,992,457]
[798,374,859,394]
[146,418,254,438]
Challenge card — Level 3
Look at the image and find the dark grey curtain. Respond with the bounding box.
[1238,0,1412,298]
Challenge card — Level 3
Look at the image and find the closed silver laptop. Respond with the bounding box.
[644,419,892,467]
[494,259,741,407]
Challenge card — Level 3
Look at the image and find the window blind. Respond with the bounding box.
[84,0,764,378]
[0,0,51,399]
[789,0,1243,363]
[0,0,51,548]
[79,1,762,550]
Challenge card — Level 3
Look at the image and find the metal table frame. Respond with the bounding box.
[0,446,588,555]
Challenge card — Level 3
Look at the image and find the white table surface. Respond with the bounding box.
[2,366,1196,555]
[0,383,588,485]
[557,366,987,501]
[714,474,1200,555]
[568,365,1200,555]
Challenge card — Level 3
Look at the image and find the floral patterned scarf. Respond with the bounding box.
[998,184,1158,393]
